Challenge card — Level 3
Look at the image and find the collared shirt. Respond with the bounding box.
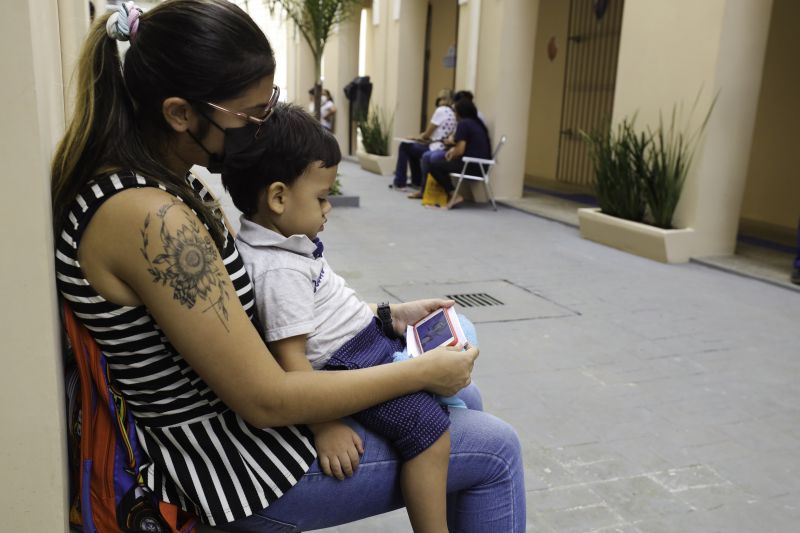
[236,218,375,368]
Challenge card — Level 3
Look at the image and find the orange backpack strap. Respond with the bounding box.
[62,302,197,533]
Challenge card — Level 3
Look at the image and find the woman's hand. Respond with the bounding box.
[445,148,457,161]
[391,299,454,336]
[417,343,479,396]
[309,420,364,480]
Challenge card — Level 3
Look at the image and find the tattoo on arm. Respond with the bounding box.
[140,201,231,332]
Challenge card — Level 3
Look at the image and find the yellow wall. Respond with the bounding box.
[739,0,800,235]
[1,0,73,530]
[425,0,458,122]
[525,0,569,182]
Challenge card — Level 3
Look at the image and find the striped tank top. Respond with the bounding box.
[55,171,316,526]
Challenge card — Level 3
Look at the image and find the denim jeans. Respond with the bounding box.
[393,141,429,187]
[420,149,447,193]
[219,384,525,532]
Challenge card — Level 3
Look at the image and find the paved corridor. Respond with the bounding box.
[203,160,800,533]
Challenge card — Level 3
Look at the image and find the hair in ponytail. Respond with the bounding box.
[51,0,276,247]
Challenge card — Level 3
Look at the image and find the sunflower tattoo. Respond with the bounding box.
[140,201,231,332]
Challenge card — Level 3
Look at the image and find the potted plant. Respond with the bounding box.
[327,175,360,207]
[578,98,714,263]
[357,106,395,175]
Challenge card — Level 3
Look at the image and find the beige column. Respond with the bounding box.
[322,5,361,153]
[0,0,70,530]
[612,0,773,257]
[285,28,316,105]
[472,0,538,201]
[388,0,427,150]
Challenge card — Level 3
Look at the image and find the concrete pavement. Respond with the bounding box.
[202,160,800,532]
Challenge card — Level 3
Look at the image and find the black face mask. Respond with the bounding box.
[188,115,260,174]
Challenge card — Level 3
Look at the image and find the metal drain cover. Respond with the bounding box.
[381,280,574,323]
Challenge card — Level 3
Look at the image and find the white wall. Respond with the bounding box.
[0,0,74,530]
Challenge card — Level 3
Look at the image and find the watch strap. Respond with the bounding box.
[377,303,396,339]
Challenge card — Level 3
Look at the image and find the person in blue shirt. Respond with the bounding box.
[427,99,492,209]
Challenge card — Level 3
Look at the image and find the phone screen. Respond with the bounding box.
[416,310,455,352]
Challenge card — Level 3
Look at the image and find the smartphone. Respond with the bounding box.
[413,308,458,353]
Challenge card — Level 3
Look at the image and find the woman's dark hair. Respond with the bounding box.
[222,103,341,217]
[454,99,479,121]
[453,99,491,149]
[453,90,474,103]
[52,0,275,247]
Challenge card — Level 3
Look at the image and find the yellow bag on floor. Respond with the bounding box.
[421,174,448,207]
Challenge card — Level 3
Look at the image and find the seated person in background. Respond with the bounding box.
[392,89,456,190]
[427,99,492,209]
[409,89,485,200]
[320,88,336,131]
[224,103,464,533]
[453,89,488,127]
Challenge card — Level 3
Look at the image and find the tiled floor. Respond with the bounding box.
[200,161,800,532]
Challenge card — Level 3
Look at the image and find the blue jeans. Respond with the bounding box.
[393,141,429,187]
[420,149,447,193]
[220,385,525,532]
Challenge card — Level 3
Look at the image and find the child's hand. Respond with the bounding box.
[310,420,364,480]
[390,299,455,335]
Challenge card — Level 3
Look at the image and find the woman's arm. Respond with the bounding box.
[446,140,467,160]
[78,187,477,428]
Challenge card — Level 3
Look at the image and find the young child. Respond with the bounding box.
[223,103,457,533]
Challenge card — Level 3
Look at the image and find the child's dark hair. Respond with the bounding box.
[222,103,341,217]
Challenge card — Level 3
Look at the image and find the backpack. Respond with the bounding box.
[63,302,198,533]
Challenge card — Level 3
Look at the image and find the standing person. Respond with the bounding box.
[392,89,457,190]
[226,103,463,532]
[51,1,525,532]
[427,99,492,209]
[319,88,336,131]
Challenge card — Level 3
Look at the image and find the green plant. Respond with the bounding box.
[642,96,716,229]
[582,93,716,228]
[359,106,393,156]
[329,176,342,196]
[581,117,648,222]
[266,0,358,119]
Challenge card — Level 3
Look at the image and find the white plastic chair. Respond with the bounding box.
[448,135,506,210]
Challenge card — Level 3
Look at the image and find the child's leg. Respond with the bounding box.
[401,430,450,533]
[347,391,451,533]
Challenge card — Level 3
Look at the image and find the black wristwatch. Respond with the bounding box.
[377,303,397,339]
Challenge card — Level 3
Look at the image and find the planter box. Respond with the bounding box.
[578,208,694,263]
[328,194,360,208]
[357,151,395,176]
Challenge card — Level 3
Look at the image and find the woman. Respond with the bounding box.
[394,89,457,190]
[52,1,524,531]
[427,99,492,209]
[319,88,336,132]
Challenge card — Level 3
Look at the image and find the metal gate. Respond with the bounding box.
[556,0,625,188]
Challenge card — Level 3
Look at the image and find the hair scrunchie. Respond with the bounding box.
[106,1,143,42]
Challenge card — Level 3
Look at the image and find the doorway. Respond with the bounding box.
[556,0,625,188]
[420,0,459,131]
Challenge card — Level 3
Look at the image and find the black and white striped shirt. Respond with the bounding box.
[55,171,316,526]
